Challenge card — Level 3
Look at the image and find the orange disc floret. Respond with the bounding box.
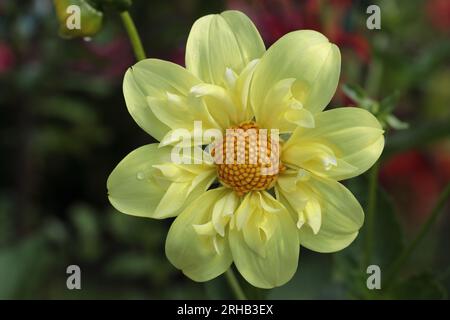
[212,122,285,196]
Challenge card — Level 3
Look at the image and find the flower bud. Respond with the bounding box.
[53,0,103,39]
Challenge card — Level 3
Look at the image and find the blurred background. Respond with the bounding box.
[0,0,449,299]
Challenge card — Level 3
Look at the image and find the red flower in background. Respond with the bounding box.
[433,147,450,180]
[427,0,450,33]
[0,42,14,74]
[227,0,370,62]
[380,148,450,228]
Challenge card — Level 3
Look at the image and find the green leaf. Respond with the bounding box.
[342,84,375,110]
[69,204,102,262]
[385,114,409,130]
[379,91,401,115]
[269,252,341,299]
[352,178,404,268]
[0,236,52,299]
[333,177,405,298]
[105,253,170,282]
[342,84,408,131]
[342,84,364,103]
[387,273,447,299]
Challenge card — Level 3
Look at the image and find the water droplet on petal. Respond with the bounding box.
[136,172,145,180]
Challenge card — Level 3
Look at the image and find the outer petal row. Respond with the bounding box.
[107,144,215,219]
[165,188,235,281]
[186,10,265,85]
[282,107,384,180]
[123,59,200,141]
[123,18,342,141]
[276,173,364,253]
[251,30,341,128]
[229,191,299,288]
[165,189,300,289]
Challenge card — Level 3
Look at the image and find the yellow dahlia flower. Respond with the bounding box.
[107,10,384,289]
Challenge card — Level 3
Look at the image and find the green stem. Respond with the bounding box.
[364,161,380,267]
[120,11,146,61]
[225,268,247,300]
[362,55,383,269]
[385,182,450,289]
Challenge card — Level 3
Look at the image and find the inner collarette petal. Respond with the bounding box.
[107,144,216,219]
[165,188,235,282]
[281,107,384,180]
[228,191,299,289]
[275,171,364,253]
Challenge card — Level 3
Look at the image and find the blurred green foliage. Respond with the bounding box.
[0,0,449,299]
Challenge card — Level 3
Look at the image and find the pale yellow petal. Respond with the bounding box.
[282,107,384,180]
[253,78,316,132]
[123,59,201,141]
[147,92,221,134]
[186,10,265,85]
[251,30,341,125]
[107,144,215,219]
[229,192,299,288]
[276,173,364,253]
[165,188,236,281]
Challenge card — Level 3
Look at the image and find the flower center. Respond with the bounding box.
[212,122,285,196]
